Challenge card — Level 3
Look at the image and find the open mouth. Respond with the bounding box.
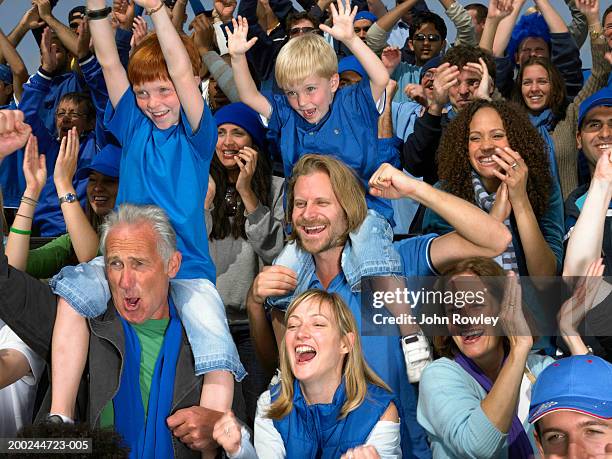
[302,108,317,120]
[302,224,326,235]
[460,329,484,343]
[151,110,170,120]
[124,297,141,311]
[295,345,317,364]
[222,150,239,159]
[595,143,611,152]
[477,155,496,167]
[92,196,109,204]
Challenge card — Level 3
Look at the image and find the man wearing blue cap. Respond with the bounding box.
[563,87,612,360]
[529,355,612,457]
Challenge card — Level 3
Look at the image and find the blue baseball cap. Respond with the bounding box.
[214,102,266,149]
[76,144,121,181]
[354,11,377,23]
[338,56,366,79]
[578,87,612,130]
[529,355,612,423]
[0,64,12,85]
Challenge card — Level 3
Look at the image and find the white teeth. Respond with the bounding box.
[461,329,484,337]
[597,144,611,149]
[93,196,108,201]
[296,345,315,354]
[306,225,324,231]
[223,150,238,155]
[479,157,494,164]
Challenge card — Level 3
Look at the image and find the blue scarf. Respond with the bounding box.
[454,352,533,459]
[114,298,182,459]
[528,110,559,181]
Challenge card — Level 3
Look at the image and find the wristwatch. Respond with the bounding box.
[59,192,77,205]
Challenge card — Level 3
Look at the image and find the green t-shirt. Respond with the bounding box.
[99,318,170,428]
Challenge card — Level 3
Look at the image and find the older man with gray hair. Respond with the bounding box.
[0,203,223,458]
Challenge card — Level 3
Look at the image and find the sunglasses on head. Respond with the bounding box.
[289,26,317,36]
[413,33,441,42]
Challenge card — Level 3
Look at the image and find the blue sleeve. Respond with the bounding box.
[343,77,382,120]
[19,71,60,173]
[104,87,145,146]
[79,55,110,149]
[264,91,286,141]
[539,179,565,274]
[550,32,583,101]
[495,55,515,99]
[115,28,133,70]
[395,233,438,277]
[181,102,217,162]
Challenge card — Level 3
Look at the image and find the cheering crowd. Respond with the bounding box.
[0,0,611,457]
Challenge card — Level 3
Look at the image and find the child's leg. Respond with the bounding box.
[170,278,245,380]
[49,298,90,420]
[47,257,112,420]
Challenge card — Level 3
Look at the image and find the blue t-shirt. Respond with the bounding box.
[305,234,436,459]
[265,78,398,219]
[104,88,217,281]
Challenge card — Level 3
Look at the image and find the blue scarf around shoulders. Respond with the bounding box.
[114,297,182,459]
[528,110,559,181]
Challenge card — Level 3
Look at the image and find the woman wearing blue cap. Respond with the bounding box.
[208,102,285,427]
[5,128,120,279]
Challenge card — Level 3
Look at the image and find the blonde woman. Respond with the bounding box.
[213,289,401,458]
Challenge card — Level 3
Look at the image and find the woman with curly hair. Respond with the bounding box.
[423,99,564,276]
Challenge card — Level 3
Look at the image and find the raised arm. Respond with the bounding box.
[227,17,271,118]
[533,0,568,33]
[492,0,526,57]
[0,28,28,101]
[369,163,512,272]
[479,0,514,53]
[136,0,204,132]
[53,128,100,263]
[87,0,130,107]
[33,0,79,57]
[564,152,612,277]
[438,0,477,47]
[7,7,44,48]
[5,136,46,270]
[320,0,389,102]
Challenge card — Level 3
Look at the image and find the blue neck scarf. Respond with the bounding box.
[114,298,182,459]
[454,352,533,459]
[528,110,559,181]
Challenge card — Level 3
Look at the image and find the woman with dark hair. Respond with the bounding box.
[5,129,120,279]
[418,257,551,459]
[213,289,401,458]
[511,0,611,197]
[423,99,564,276]
[207,102,285,427]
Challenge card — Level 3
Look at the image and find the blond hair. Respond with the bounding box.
[286,154,367,245]
[266,289,391,420]
[275,33,338,89]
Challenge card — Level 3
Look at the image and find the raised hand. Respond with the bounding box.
[112,0,136,31]
[558,258,605,337]
[431,62,459,108]
[369,163,420,200]
[212,412,242,456]
[214,0,237,22]
[40,27,58,74]
[463,58,493,101]
[235,146,258,196]
[53,127,79,192]
[22,135,47,199]
[592,146,612,183]
[0,110,32,158]
[404,83,428,106]
[32,0,53,22]
[318,0,358,44]
[575,0,600,23]
[76,20,92,60]
[499,271,533,350]
[130,16,148,50]
[487,0,514,21]
[381,46,401,74]
[189,13,215,55]
[490,182,512,222]
[491,147,529,205]
[226,16,258,57]
[23,6,45,30]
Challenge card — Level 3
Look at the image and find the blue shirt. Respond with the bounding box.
[305,234,436,459]
[37,71,86,135]
[105,88,217,281]
[265,78,398,220]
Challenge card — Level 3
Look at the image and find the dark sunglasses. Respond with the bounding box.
[412,33,442,42]
[289,26,317,36]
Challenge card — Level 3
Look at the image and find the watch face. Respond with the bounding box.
[60,193,77,204]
